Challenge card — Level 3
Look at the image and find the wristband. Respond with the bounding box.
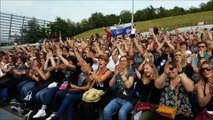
[178,71,183,74]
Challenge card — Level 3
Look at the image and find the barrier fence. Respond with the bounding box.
[0,12,51,43]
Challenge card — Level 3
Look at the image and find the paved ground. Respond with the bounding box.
[0,108,22,120]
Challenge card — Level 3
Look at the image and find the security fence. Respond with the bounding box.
[0,12,51,43]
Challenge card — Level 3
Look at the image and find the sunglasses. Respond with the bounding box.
[200,67,212,72]
[169,67,175,71]
[198,46,206,48]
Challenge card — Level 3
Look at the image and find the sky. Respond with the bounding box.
[1,0,209,22]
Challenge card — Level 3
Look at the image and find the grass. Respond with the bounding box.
[74,11,213,39]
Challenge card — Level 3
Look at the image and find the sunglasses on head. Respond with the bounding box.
[200,67,212,72]
[169,67,175,71]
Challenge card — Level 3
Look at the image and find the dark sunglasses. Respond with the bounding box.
[200,67,212,72]
[169,67,175,71]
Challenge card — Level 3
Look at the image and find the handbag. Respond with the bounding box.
[156,84,179,119]
[59,81,68,90]
[156,105,177,119]
[135,88,152,112]
[195,108,213,120]
[82,88,104,103]
[135,102,151,112]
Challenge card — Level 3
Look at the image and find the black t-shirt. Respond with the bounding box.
[182,64,194,79]
[68,66,82,86]
[50,70,65,85]
[135,79,161,104]
[112,70,137,105]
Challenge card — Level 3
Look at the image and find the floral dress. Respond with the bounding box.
[159,77,193,117]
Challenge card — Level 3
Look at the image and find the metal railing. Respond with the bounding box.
[0,12,51,43]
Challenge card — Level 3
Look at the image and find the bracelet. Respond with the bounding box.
[178,71,183,74]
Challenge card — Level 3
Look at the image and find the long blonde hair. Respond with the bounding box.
[173,49,186,66]
[142,62,159,85]
[198,61,213,86]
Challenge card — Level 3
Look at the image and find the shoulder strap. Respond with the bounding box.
[103,68,109,74]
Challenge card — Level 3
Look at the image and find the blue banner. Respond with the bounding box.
[110,23,132,37]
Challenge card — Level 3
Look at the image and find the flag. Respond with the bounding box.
[110,23,132,37]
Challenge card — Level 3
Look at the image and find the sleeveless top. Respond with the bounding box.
[204,83,213,111]
[159,77,193,117]
[93,68,111,91]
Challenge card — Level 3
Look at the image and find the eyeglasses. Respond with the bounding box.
[200,67,212,72]
[169,67,175,71]
[198,46,206,48]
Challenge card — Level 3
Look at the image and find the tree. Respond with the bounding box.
[88,12,106,28]
[48,17,69,40]
[21,17,41,43]
[170,6,186,16]
[119,10,132,23]
[105,14,119,26]
[79,19,93,32]
[156,6,169,18]
[134,10,145,21]
[144,6,157,20]
[199,0,213,11]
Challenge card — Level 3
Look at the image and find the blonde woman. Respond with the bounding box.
[134,62,161,120]
[195,61,213,120]
[173,50,194,80]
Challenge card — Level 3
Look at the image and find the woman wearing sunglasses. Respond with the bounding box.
[195,61,213,119]
[151,60,194,120]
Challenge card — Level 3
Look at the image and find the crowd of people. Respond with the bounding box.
[0,25,212,120]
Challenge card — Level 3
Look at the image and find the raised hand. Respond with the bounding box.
[56,49,62,57]
[114,65,121,76]
[135,69,141,79]
[81,64,91,75]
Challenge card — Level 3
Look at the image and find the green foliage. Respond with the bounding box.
[105,14,120,26]
[21,17,43,43]
[120,10,132,23]
[88,12,106,28]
